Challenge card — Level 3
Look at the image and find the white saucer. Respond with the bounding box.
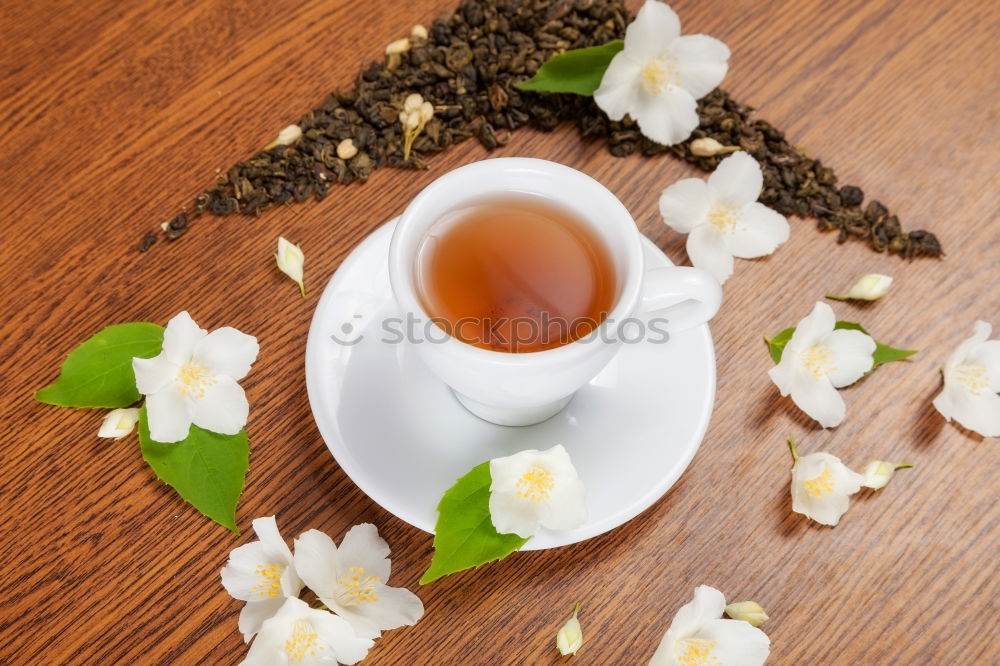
[305,219,716,550]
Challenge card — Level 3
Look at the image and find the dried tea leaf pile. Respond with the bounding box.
[144,0,940,260]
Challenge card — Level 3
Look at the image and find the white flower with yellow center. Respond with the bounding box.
[768,302,876,428]
[788,437,865,526]
[241,597,372,666]
[132,311,258,442]
[650,585,770,666]
[660,151,790,284]
[932,320,1000,437]
[488,444,587,538]
[293,524,424,639]
[593,0,730,146]
[221,516,304,642]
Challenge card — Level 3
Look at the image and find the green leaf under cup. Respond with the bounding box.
[420,462,528,584]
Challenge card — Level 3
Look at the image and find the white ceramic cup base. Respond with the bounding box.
[453,390,572,426]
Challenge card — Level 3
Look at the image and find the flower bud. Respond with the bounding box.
[690,137,738,157]
[724,601,769,627]
[404,93,424,112]
[420,101,434,123]
[98,408,140,439]
[336,138,358,160]
[862,460,911,489]
[266,124,302,150]
[555,603,583,656]
[275,236,306,297]
[385,38,411,55]
[829,273,893,301]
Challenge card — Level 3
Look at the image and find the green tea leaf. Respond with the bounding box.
[138,407,248,532]
[35,323,164,408]
[766,321,917,370]
[420,462,528,584]
[515,40,624,95]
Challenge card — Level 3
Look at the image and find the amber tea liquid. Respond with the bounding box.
[415,195,617,352]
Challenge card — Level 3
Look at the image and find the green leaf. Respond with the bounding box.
[766,321,917,370]
[765,327,796,363]
[833,321,919,367]
[35,323,164,408]
[515,40,624,95]
[420,462,528,584]
[138,407,248,532]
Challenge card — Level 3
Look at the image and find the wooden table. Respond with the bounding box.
[2,0,997,663]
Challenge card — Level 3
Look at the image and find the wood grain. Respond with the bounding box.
[1,0,998,664]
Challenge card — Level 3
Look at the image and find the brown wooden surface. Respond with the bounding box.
[1,0,998,663]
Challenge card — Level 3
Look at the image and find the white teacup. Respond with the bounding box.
[388,158,721,426]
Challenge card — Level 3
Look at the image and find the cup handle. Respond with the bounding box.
[639,266,722,334]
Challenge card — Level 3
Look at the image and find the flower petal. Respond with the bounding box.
[221,541,272,602]
[593,54,642,122]
[766,358,796,398]
[668,585,727,638]
[132,353,178,396]
[336,523,391,582]
[788,371,846,428]
[191,374,249,436]
[784,301,836,355]
[145,387,194,442]
[249,516,302,596]
[489,489,542,538]
[161,311,207,365]
[686,224,734,284]
[309,607,375,665]
[968,340,1000,391]
[293,529,342,599]
[822,328,876,388]
[671,34,730,99]
[238,597,284,643]
[829,455,866,494]
[630,86,699,146]
[540,477,587,532]
[323,603,382,640]
[696,618,770,666]
[194,327,259,381]
[944,320,992,370]
[721,202,790,259]
[623,0,681,61]
[660,178,711,233]
[240,603,289,665]
[708,151,763,207]
[252,516,293,563]
[933,383,1000,437]
[344,584,425,635]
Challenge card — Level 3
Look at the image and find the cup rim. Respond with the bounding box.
[388,157,644,364]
